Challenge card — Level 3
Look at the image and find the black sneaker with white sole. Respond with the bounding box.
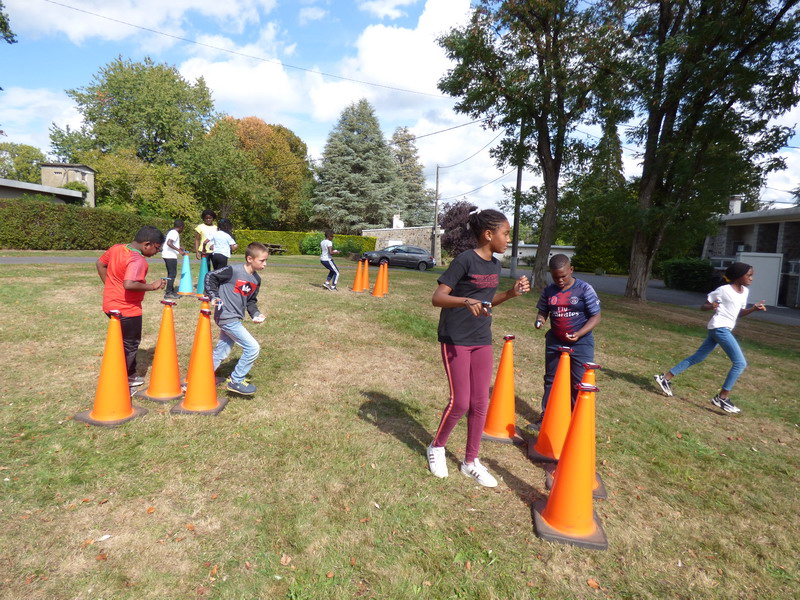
[653,373,673,397]
[128,375,145,387]
[711,394,741,414]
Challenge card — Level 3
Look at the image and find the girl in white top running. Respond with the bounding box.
[653,262,766,414]
[320,230,340,290]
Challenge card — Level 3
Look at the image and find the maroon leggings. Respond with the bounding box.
[432,343,494,463]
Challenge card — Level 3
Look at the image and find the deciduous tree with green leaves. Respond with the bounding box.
[311,99,403,234]
[390,127,434,226]
[0,142,46,184]
[620,0,800,301]
[50,56,216,165]
[438,0,618,290]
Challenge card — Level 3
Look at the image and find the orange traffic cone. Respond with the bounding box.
[482,335,524,444]
[544,363,607,499]
[75,310,148,427]
[528,346,573,462]
[352,259,364,292]
[361,260,370,292]
[533,383,608,550]
[372,262,386,297]
[171,306,228,415]
[136,300,183,403]
[380,261,389,296]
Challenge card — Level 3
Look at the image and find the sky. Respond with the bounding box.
[1,0,798,216]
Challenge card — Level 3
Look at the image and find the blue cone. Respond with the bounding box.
[177,254,194,295]
[196,255,209,295]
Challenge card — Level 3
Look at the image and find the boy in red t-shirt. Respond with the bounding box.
[96,226,166,387]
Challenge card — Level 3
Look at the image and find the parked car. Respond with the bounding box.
[362,245,436,271]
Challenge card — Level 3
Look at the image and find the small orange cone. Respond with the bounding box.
[482,335,524,444]
[136,300,183,403]
[544,363,607,499]
[171,306,228,416]
[352,259,364,292]
[380,261,389,296]
[75,310,148,427]
[361,260,370,292]
[533,383,608,550]
[528,346,573,462]
[372,262,386,297]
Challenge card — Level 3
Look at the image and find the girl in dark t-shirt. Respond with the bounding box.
[427,208,530,488]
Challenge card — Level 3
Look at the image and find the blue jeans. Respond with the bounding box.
[670,327,747,392]
[541,330,595,412]
[213,320,260,383]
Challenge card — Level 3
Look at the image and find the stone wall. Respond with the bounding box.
[361,226,441,261]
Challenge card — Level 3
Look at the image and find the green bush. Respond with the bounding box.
[0,199,172,250]
[660,258,714,292]
[299,232,376,256]
[300,232,325,255]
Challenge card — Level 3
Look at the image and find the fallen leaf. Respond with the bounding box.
[350,557,356,566]
[465,560,472,571]
[326,571,334,578]
[245,561,252,570]
[96,553,108,561]
[587,578,600,589]
[210,493,219,500]
[209,565,218,577]
[146,507,155,514]
[676,432,683,439]
[82,498,92,503]
[280,554,292,566]
[98,498,109,505]
[359,518,370,523]
[203,562,212,568]
[80,539,94,548]
[186,523,195,531]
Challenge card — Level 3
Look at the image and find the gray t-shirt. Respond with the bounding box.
[204,263,262,325]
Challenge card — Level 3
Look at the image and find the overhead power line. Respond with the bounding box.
[438,169,515,201]
[41,0,445,98]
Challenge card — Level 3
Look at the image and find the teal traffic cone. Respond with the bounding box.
[177,254,194,296]
[195,255,209,296]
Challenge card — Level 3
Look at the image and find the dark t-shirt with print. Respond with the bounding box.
[536,278,600,342]
[437,249,500,346]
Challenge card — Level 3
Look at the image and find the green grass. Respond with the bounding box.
[0,258,798,599]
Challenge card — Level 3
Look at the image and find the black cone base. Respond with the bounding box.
[532,499,608,551]
[74,405,148,428]
[170,395,229,416]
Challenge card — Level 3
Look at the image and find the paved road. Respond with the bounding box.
[3,255,797,326]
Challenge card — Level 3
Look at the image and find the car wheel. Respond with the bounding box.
[379,258,389,265]
[416,262,429,271]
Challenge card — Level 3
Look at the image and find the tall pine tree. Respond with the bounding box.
[312,99,402,234]
[390,127,435,226]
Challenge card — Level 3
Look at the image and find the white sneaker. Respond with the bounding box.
[426,444,448,478]
[323,281,331,290]
[460,458,498,487]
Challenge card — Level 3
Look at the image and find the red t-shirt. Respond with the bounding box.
[100,244,149,317]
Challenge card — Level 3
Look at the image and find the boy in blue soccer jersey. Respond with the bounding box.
[534,254,601,420]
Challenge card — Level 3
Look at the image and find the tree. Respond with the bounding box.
[439,200,477,257]
[390,127,435,226]
[0,142,46,183]
[230,116,314,229]
[50,56,216,165]
[1,0,16,136]
[179,119,278,229]
[78,148,198,218]
[621,0,800,301]
[439,0,619,290]
[311,99,403,234]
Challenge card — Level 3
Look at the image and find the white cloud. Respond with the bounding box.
[0,87,81,154]
[5,0,278,44]
[299,7,327,26]
[358,0,419,20]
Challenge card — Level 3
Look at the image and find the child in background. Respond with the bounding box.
[194,209,217,271]
[208,218,238,270]
[320,230,341,290]
[427,208,530,487]
[204,242,269,396]
[654,262,766,414]
[162,219,188,299]
[96,226,166,387]
[533,254,601,424]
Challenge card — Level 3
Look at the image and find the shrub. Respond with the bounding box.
[300,232,325,255]
[660,258,714,292]
[299,232,376,256]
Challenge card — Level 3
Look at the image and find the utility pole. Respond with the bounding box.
[432,165,441,265]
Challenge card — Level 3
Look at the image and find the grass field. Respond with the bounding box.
[1,255,798,599]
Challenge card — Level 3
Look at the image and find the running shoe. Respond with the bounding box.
[323,281,332,290]
[226,378,256,395]
[654,373,674,397]
[460,459,498,488]
[128,375,145,387]
[711,395,741,414]
[426,444,448,478]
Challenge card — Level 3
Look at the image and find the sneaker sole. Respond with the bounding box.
[653,375,673,397]
[226,386,256,395]
[460,468,498,488]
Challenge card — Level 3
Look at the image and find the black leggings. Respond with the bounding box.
[211,254,229,270]
[163,258,177,294]
[109,314,142,378]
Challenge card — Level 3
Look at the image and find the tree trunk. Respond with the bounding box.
[531,164,559,292]
[625,224,666,302]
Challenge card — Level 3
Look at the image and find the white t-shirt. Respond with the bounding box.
[707,284,748,330]
[320,238,333,261]
[162,229,181,259]
[210,231,236,258]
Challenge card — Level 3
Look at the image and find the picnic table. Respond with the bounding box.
[265,243,287,254]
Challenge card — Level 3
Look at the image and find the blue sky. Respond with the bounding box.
[2,0,798,211]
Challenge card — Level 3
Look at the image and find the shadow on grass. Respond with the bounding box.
[357,391,433,459]
[515,395,541,424]
[482,457,546,529]
[603,366,655,392]
[136,346,156,376]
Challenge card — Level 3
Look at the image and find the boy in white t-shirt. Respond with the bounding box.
[320,230,341,290]
[653,262,766,414]
[161,219,188,298]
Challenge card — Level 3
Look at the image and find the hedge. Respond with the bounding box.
[660,257,715,293]
[0,199,378,256]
